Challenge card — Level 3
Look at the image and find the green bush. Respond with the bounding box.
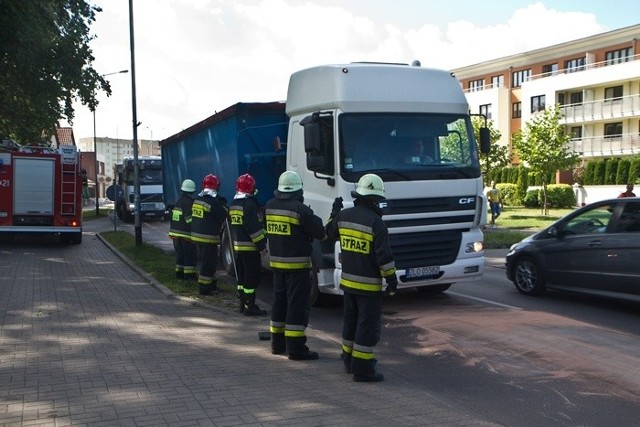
[584,161,596,185]
[497,183,518,206]
[594,159,606,185]
[630,157,640,184]
[544,184,576,208]
[616,159,630,185]
[515,166,528,204]
[523,189,540,207]
[604,158,619,185]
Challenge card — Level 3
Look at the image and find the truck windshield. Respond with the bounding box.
[125,168,163,185]
[338,113,481,182]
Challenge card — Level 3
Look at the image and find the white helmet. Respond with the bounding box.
[352,173,385,199]
[181,179,196,193]
[277,171,303,193]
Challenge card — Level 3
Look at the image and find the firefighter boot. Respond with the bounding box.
[237,286,245,313]
[352,358,383,382]
[341,351,352,374]
[243,294,267,316]
[271,332,286,355]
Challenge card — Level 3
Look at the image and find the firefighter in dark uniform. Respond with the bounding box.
[229,173,268,316]
[326,173,397,382]
[168,179,198,281]
[191,174,228,296]
[266,171,325,360]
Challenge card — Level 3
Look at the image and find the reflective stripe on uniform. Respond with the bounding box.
[250,229,266,244]
[340,272,382,292]
[270,320,285,334]
[285,323,306,338]
[379,260,397,277]
[269,255,311,270]
[352,343,375,360]
[191,232,221,244]
[337,221,373,238]
[233,241,258,252]
[168,231,191,240]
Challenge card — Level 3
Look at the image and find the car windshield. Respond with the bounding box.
[338,113,481,182]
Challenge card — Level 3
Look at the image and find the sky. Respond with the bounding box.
[65,0,640,142]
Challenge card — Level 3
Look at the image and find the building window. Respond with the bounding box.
[605,85,623,101]
[512,102,522,118]
[469,79,485,92]
[605,47,633,65]
[491,75,504,88]
[604,122,623,139]
[479,104,492,120]
[570,126,582,139]
[531,95,546,113]
[570,92,583,105]
[542,63,559,77]
[564,57,585,73]
[512,69,531,87]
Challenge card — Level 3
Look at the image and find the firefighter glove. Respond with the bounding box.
[383,275,398,297]
[330,197,343,219]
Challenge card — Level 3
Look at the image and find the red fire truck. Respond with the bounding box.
[0,140,83,244]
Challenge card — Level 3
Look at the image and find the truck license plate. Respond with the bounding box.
[406,266,440,279]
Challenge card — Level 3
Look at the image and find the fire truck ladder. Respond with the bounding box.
[61,162,78,215]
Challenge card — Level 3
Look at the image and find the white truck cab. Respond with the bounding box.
[285,62,490,302]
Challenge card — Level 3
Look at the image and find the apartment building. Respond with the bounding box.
[453,23,640,166]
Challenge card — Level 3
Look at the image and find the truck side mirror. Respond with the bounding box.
[479,127,491,154]
[300,114,321,153]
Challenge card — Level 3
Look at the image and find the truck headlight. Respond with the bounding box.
[466,241,483,253]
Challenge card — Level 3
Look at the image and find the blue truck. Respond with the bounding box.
[160,62,490,305]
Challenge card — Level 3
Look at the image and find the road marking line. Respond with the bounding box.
[447,291,523,310]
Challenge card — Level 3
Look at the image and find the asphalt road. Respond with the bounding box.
[113,214,640,426]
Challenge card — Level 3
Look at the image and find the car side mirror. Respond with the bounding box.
[548,225,559,237]
[300,114,321,153]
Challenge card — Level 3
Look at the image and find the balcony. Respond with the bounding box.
[570,133,640,158]
[560,95,640,124]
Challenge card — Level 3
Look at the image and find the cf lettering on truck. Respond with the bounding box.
[160,61,490,305]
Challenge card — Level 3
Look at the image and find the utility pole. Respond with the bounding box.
[129,0,142,246]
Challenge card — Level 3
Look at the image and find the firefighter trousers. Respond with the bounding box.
[173,238,197,279]
[341,291,382,377]
[196,243,219,286]
[270,270,312,356]
[236,251,261,295]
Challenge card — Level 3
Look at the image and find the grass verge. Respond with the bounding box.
[483,206,576,248]
[100,230,239,311]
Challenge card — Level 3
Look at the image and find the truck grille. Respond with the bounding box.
[388,230,461,270]
[383,196,473,269]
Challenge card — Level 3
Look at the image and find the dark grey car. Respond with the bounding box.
[506,197,640,300]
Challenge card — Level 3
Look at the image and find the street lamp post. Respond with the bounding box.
[93,69,129,216]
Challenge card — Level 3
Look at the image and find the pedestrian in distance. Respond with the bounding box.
[325,173,398,382]
[486,180,503,226]
[168,179,198,281]
[265,171,325,360]
[191,174,228,295]
[618,183,636,198]
[229,173,268,316]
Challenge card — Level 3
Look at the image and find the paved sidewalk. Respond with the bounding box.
[0,219,497,426]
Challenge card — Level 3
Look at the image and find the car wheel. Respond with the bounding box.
[512,256,545,296]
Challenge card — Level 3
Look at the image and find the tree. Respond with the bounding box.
[512,105,579,214]
[0,1,110,144]
[472,117,511,186]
